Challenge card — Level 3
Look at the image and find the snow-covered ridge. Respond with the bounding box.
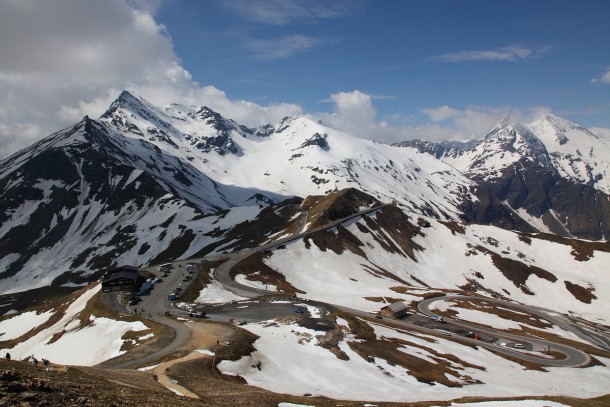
[96,91,475,219]
[529,114,610,194]
[412,114,610,194]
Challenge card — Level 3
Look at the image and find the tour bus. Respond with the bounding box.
[158,263,172,272]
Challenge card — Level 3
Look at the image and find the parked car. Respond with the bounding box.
[515,343,525,349]
[128,297,140,306]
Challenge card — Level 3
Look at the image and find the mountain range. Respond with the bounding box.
[0,90,608,295]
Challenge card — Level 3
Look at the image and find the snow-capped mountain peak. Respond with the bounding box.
[529,114,610,194]
[438,116,551,181]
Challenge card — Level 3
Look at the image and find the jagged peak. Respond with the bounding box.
[191,105,219,119]
[100,90,164,121]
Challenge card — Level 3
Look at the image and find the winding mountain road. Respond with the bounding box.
[106,202,601,370]
[418,295,610,353]
[416,295,590,367]
[210,205,597,368]
[215,204,387,298]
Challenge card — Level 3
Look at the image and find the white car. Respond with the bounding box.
[514,343,525,349]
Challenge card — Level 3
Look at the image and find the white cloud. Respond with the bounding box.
[216,0,366,26]
[314,91,378,138]
[313,92,555,144]
[590,127,610,139]
[432,44,550,63]
[591,68,610,85]
[244,35,338,60]
[0,0,302,158]
[421,105,460,122]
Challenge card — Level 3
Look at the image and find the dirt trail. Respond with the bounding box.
[150,320,234,398]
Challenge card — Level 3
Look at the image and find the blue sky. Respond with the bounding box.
[155,0,610,128]
[0,0,609,156]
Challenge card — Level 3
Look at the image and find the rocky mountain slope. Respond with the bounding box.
[226,189,610,325]
[0,91,608,295]
[0,91,474,294]
[396,115,610,240]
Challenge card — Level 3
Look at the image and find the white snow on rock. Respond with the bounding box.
[263,212,610,324]
[0,284,150,366]
[433,401,571,407]
[0,310,53,341]
[196,279,246,304]
[219,320,610,403]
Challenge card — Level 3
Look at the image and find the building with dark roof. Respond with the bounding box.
[381,301,409,319]
[101,266,139,291]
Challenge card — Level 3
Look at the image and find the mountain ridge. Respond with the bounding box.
[396,114,610,240]
[0,91,608,295]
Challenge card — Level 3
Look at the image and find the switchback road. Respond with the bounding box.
[416,295,590,367]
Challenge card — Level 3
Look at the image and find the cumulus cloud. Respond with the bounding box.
[317,91,377,136]
[421,106,461,122]
[432,44,550,63]
[0,0,302,158]
[591,68,610,85]
[0,0,566,158]
[313,91,555,144]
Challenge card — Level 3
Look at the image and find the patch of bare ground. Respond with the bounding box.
[303,223,367,257]
[467,244,558,295]
[439,220,466,235]
[459,278,509,299]
[360,205,424,260]
[230,253,305,294]
[316,324,350,360]
[390,285,431,294]
[420,291,448,300]
[409,274,431,287]
[0,359,202,407]
[301,187,381,229]
[361,263,410,284]
[349,332,484,387]
[564,280,598,304]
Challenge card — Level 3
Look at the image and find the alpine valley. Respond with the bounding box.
[1,91,610,406]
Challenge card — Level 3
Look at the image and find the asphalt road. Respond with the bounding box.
[418,295,610,353]
[103,202,600,370]
[211,204,595,367]
[416,295,590,367]
[215,204,386,298]
[103,261,196,369]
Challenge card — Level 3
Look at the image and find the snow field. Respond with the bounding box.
[263,208,609,325]
[433,401,571,407]
[0,284,150,365]
[195,278,246,304]
[219,318,610,402]
[0,310,54,341]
